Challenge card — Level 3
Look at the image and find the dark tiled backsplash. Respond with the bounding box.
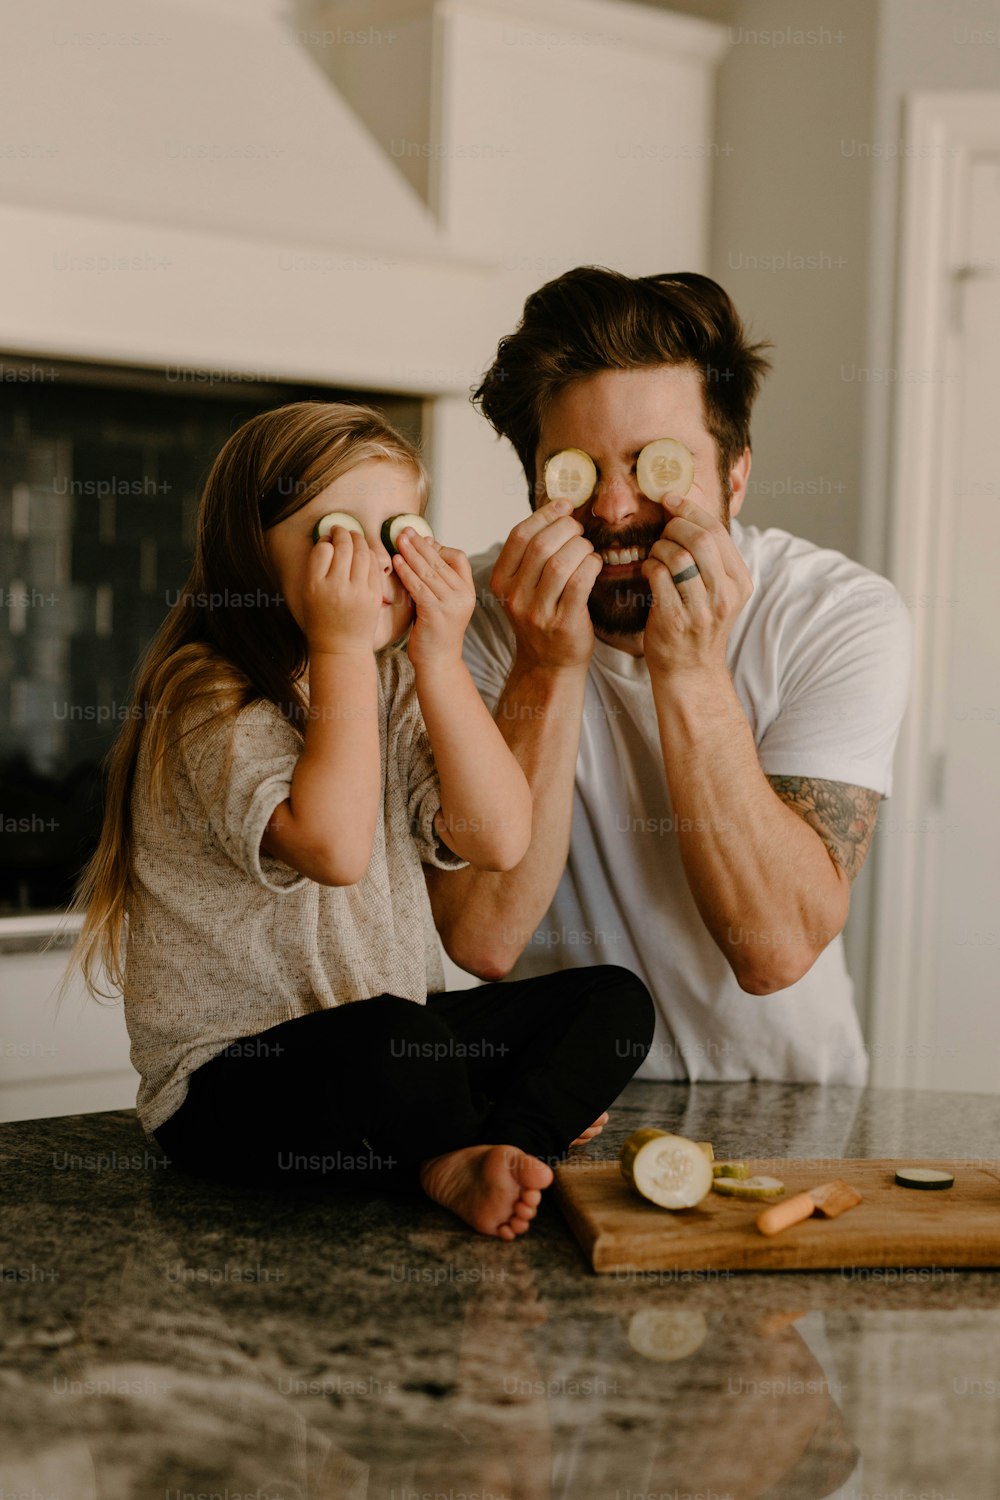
[0,363,421,913]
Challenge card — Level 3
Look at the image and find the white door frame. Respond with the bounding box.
[869,92,1000,1088]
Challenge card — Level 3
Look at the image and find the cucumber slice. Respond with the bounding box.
[713,1161,751,1180]
[894,1167,955,1191]
[712,1175,786,1202]
[543,448,597,507]
[696,1141,715,1161]
[313,511,365,543]
[636,438,695,503]
[380,513,434,557]
[627,1308,708,1363]
[619,1128,713,1210]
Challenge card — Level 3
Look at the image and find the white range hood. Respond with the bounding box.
[0,0,728,541]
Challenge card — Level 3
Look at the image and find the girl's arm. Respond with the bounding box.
[392,530,531,872]
[261,527,383,886]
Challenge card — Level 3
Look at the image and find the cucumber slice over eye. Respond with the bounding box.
[636,438,695,503]
[894,1167,956,1191]
[543,448,598,507]
[313,511,366,543]
[619,1128,714,1210]
[712,1174,786,1201]
[380,513,435,556]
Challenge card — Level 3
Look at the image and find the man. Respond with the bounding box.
[424,267,911,1084]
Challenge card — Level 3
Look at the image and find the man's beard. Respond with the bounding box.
[587,572,653,638]
[585,484,732,641]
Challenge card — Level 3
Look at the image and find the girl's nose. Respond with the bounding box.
[589,471,641,527]
[371,538,393,573]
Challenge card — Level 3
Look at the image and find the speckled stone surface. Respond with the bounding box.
[2,1081,1000,1500]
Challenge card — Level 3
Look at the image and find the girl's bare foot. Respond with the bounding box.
[569,1111,609,1148]
[418,1144,553,1240]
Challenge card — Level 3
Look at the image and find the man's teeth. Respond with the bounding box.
[599,545,648,567]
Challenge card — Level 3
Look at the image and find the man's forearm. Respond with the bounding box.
[649,665,850,993]
[425,659,588,979]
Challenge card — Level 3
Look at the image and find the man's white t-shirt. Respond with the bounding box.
[462,519,912,1086]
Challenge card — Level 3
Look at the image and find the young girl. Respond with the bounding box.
[63,402,654,1240]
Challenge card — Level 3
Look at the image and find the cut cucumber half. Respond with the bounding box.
[313,511,365,543]
[636,438,695,503]
[619,1128,713,1210]
[713,1161,751,1180]
[712,1175,786,1202]
[543,448,597,507]
[627,1308,708,1363]
[381,513,434,556]
[894,1167,955,1191]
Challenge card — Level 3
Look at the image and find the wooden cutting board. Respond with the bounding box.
[553,1157,1000,1273]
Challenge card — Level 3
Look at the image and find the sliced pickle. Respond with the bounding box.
[712,1175,786,1202]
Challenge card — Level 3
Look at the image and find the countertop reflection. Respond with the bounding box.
[2,1081,998,1500]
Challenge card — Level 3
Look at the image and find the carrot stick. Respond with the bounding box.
[756,1192,816,1237]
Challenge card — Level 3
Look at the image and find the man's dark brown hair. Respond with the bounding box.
[473,266,773,504]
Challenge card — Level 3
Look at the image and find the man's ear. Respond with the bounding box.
[728,447,752,519]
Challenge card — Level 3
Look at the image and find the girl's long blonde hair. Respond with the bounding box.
[56,400,428,1005]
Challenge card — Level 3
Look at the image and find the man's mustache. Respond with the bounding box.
[586,525,665,557]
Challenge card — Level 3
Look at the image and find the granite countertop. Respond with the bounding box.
[3,1080,999,1500]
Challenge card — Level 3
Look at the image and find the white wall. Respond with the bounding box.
[860,0,1000,577]
[630,0,880,560]
[637,0,1000,1045]
[299,0,728,554]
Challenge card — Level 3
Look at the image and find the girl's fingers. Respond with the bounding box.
[309,538,335,581]
[436,544,474,582]
[318,526,356,577]
[349,530,373,583]
[391,550,429,601]
[395,532,455,597]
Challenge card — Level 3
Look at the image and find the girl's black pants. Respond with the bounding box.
[153,964,655,1190]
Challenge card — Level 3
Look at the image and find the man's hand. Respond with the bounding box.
[490,498,603,671]
[641,495,753,677]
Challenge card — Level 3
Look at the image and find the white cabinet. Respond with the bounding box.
[0,922,137,1123]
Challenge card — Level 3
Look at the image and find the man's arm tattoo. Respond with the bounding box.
[766,776,882,882]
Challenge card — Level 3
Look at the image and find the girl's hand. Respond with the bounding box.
[302,527,382,655]
[392,530,476,672]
